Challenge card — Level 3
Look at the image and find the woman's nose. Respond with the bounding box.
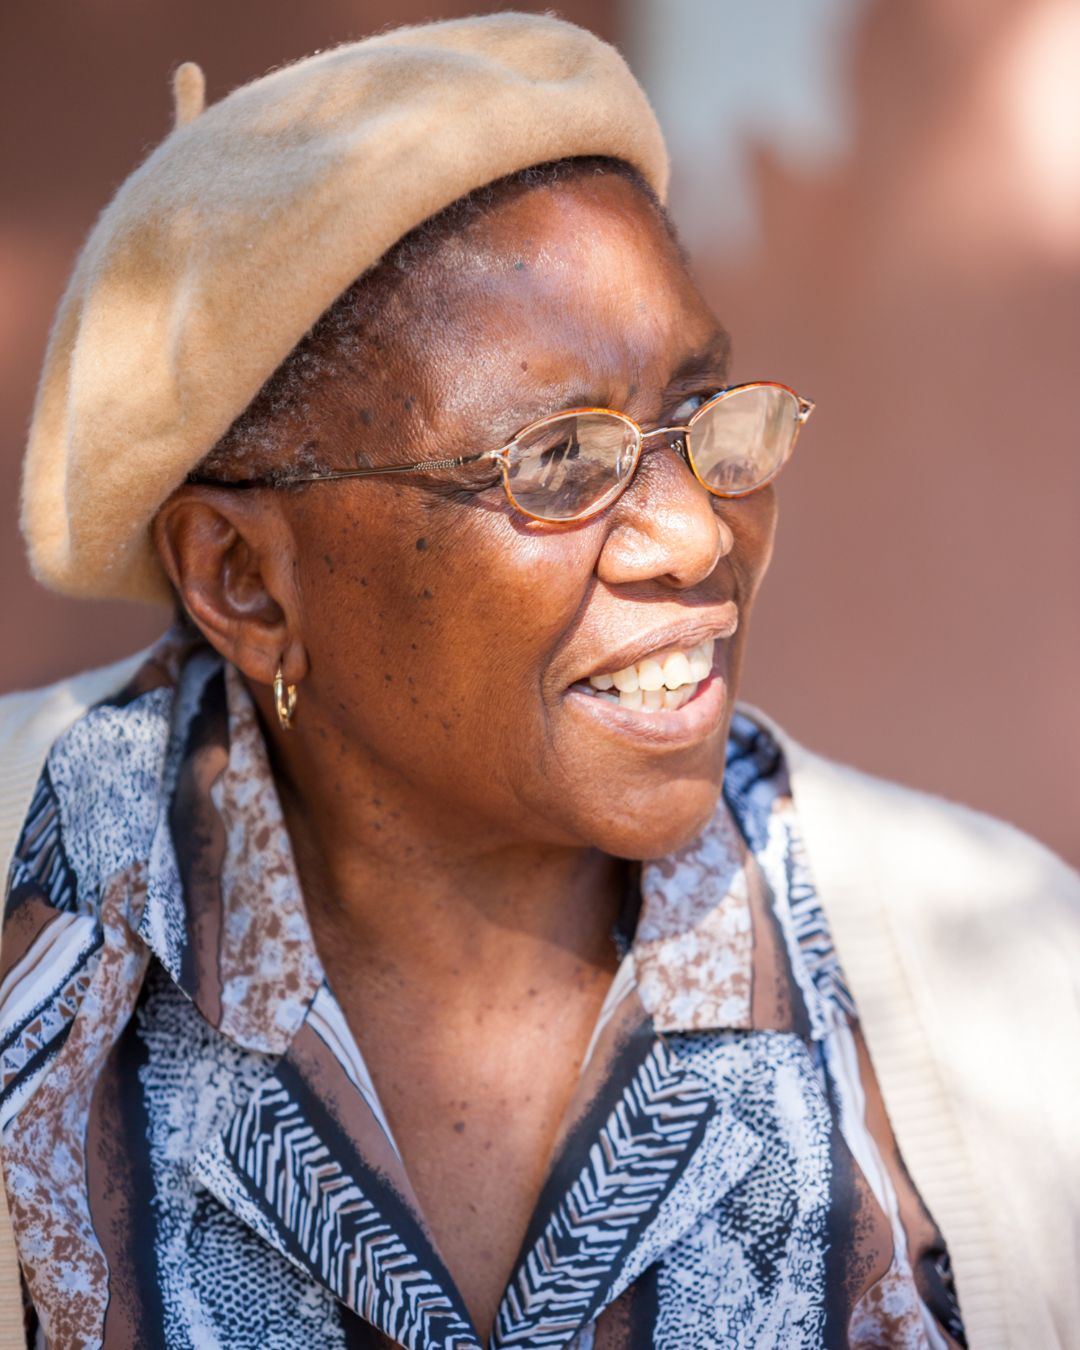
[595,443,733,590]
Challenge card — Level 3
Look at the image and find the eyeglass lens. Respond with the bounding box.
[502,384,801,522]
[688,384,799,496]
[504,411,639,521]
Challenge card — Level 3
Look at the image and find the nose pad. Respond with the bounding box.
[667,434,691,471]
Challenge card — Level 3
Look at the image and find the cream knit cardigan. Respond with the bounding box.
[1,655,1077,1349]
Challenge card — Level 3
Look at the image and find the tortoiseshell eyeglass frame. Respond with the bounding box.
[186,380,815,524]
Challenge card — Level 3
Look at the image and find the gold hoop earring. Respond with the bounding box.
[273,661,298,731]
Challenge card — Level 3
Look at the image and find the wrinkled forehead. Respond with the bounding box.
[397,176,729,427]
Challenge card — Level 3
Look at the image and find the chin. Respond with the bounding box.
[585,778,726,862]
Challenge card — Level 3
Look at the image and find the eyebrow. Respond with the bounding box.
[483,326,735,445]
[570,329,735,409]
[666,330,733,388]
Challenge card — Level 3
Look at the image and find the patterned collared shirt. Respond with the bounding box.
[0,635,967,1349]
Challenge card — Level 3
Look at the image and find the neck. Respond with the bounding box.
[268,714,626,1004]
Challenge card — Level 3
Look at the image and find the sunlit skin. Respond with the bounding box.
[153,174,778,1339]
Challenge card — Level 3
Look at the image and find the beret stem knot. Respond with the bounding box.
[172,62,206,129]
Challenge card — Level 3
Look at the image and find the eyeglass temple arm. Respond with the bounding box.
[186,448,500,489]
[298,449,498,481]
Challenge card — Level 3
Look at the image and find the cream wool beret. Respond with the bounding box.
[22,12,668,604]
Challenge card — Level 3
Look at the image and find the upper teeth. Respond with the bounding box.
[585,639,714,709]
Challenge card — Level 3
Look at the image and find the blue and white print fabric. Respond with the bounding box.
[0,633,966,1348]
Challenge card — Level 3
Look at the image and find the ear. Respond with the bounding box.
[151,487,308,687]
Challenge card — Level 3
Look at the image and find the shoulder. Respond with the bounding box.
[739,702,1080,1075]
[742,705,1080,1342]
[0,650,155,887]
[741,702,1080,924]
[0,649,153,758]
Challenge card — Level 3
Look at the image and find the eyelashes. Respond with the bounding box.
[666,388,722,422]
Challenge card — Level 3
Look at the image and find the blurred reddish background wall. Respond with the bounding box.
[2,0,1077,866]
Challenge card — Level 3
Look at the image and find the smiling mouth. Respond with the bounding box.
[570,638,715,712]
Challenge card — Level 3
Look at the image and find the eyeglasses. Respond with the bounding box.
[187,381,814,524]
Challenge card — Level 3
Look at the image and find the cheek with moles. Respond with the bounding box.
[286,177,778,859]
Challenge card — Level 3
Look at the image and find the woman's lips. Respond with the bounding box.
[564,668,729,748]
[573,607,738,687]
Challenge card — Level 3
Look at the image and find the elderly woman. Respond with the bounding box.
[1,14,1077,1350]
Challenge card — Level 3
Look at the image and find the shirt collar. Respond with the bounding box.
[137,636,841,1054]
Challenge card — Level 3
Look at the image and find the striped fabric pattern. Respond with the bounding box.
[0,912,99,1130]
[219,1078,476,1349]
[495,1038,714,1347]
[6,771,79,915]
